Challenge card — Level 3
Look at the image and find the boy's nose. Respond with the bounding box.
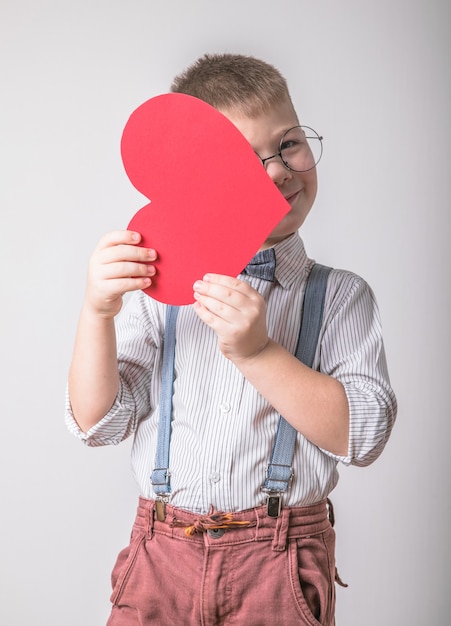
[265,159,293,186]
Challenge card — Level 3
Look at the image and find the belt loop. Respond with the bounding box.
[147,500,156,537]
[254,505,265,541]
[272,506,291,552]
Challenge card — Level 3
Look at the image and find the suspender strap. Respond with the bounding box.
[151,304,179,496]
[296,264,332,366]
[263,264,332,508]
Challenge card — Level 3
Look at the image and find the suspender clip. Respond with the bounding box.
[265,492,283,518]
[154,495,170,522]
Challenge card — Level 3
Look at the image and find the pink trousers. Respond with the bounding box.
[107,497,337,626]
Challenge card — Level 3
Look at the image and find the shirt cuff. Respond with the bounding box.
[64,381,136,446]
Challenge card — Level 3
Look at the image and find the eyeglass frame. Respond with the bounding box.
[255,125,323,173]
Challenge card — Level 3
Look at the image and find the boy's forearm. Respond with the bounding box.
[233,339,350,457]
[68,306,120,433]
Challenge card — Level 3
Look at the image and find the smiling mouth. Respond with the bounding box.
[285,190,301,204]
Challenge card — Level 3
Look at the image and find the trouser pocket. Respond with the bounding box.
[288,526,336,626]
[110,531,146,606]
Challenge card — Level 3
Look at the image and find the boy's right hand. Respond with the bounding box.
[84,230,156,319]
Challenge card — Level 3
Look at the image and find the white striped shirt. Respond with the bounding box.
[66,233,396,513]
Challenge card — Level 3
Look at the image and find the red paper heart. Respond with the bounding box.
[122,93,289,305]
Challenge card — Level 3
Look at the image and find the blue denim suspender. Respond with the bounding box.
[262,263,332,516]
[151,263,332,520]
[150,303,179,513]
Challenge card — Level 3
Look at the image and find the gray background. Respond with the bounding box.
[1,0,450,624]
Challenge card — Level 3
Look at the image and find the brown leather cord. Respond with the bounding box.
[172,508,255,537]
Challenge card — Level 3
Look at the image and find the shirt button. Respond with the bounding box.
[220,402,231,414]
[207,528,226,538]
[210,472,221,483]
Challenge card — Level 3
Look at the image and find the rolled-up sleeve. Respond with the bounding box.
[65,292,164,447]
[320,270,397,466]
[65,379,137,446]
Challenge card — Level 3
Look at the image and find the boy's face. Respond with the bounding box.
[220,99,318,250]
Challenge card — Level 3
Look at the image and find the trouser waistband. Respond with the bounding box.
[134,497,332,551]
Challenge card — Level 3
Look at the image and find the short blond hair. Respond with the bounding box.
[170,53,292,117]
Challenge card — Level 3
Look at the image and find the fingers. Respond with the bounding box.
[96,245,156,280]
[95,230,156,264]
[193,274,257,318]
[94,230,146,251]
[92,231,156,277]
[192,274,269,362]
[195,273,248,291]
[85,230,158,317]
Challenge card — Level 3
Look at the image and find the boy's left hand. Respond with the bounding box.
[193,274,269,362]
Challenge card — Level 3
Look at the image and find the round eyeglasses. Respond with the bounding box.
[256,125,323,173]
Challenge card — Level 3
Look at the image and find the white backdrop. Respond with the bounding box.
[1,1,450,624]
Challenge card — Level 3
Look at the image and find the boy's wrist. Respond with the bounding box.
[81,299,120,323]
[232,338,274,369]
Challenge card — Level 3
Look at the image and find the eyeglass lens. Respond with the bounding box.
[280,126,323,172]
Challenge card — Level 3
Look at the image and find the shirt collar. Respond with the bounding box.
[271,232,310,289]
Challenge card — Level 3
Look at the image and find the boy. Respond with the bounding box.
[66,53,396,625]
